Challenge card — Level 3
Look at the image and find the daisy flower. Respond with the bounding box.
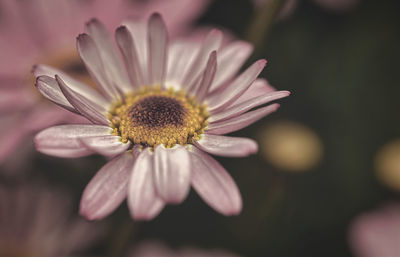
[0,0,209,166]
[0,183,104,257]
[33,13,290,220]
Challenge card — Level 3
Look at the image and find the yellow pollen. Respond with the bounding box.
[108,87,208,148]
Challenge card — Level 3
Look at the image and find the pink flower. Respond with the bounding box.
[33,13,290,220]
[0,183,104,257]
[348,204,400,257]
[0,0,209,167]
[129,241,242,257]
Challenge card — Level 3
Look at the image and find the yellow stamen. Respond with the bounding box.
[108,87,208,148]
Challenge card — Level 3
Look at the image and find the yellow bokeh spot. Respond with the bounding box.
[374,139,400,191]
[258,121,323,172]
[108,87,208,148]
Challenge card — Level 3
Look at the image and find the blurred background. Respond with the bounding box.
[1,0,400,256]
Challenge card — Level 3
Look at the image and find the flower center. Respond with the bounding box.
[108,87,208,148]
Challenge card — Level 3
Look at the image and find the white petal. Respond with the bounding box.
[123,20,149,85]
[34,124,112,158]
[166,40,201,90]
[148,13,168,87]
[206,104,280,135]
[56,75,109,125]
[80,151,135,220]
[194,134,258,157]
[77,33,117,100]
[128,148,165,220]
[85,19,131,93]
[189,146,242,215]
[206,60,266,113]
[209,90,290,123]
[231,78,276,106]
[79,135,130,157]
[191,51,217,102]
[33,64,109,107]
[115,26,144,88]
[153,145,191,203]
[209,41,253,92]
[182,29,222,90]
[35,75,77,113]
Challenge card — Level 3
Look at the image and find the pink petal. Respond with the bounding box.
[209,41,254,92]
[206,104,280,135]
[79,135,130,157]
[35,76,77,114]
[123,20,149,85]
[181,29,222,90]
[148,13,168,87]
[209,90,290,123]
[80,151,135,220]
[191,51,217,102]
[115,26,144,88]
[232,78,276,106]
[85,19,131,93]
[206,60,267,113]
[153,145,191,203]
[166,40,201,90]
[194,134,258,157]
[34,125,112,158]
[77,33,117,100]
[56,75,109,125]
[189,146,242,215]
[32,64,109,107]
[128,148,165,220]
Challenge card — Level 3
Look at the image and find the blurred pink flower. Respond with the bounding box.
[348,204,400,257]
[0,183,103,257]
[129,241,241,257]
[33,13,289,220]
[0,0,209,167]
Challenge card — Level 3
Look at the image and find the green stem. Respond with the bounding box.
[108,219,138,257]
[245,0,287,53]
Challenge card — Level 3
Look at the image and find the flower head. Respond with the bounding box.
[33,13,290,220]
[0,0,209,167]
